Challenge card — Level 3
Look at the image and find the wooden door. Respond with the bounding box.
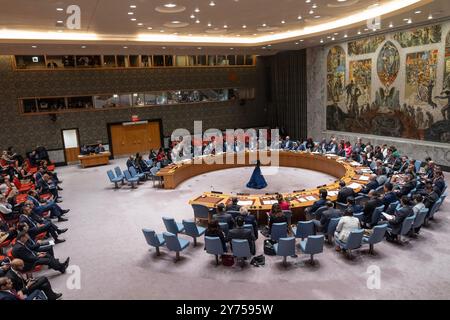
[110,121,161,157]
[62,129,80,163]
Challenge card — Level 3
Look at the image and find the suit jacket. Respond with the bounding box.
[382,192,398,209]
[399,181,416,197]
[361,180,379,194]
[310,198,327,213]
[227,227,255,255]
[212,213,234,229]
[388,206,414,234]
[11,242,39,272]
[243,214,258,238]
[0,290,20,301]
[6,269,30,294]
[320,209,342,233]
[363,198,383,225]
[337,187,355,203]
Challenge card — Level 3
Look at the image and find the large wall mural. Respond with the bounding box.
[326,23,450,143]
[326,46,346,105]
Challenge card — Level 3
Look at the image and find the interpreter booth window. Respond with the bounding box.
[156,92,168,105]
[75,55,101,67]
[144,93,157,105]
[119,94,132,107]
[103,55,116,67]
[22,99,37,113]
[236,55,245,65]
[217,55,227,65]
[93,95,117,109]
[165,55,174,66]
[141,55,152,67]
[153,55,164,66]
[36,97,66,112]
[129,55,140,67]
[132,93,145,106]
[15,55,46,69]
[227,55,236,65]
[62,55,75,68]
[67,96,93,109]
[197,55,207,66]
[46,56,64,68]
[117,55,129,67]
[208,55,217,66]
[245,55,254,65]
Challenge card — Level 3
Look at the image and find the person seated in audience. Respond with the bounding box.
[344,141,353,158]
[12,232,69,274]
[353,138,365,154]
[319,139,328,153]
[305,138,314,151]
[239,206,258,239]
[19,205,67,244]
[306,188,328,217]
[27,190,68,222]
[94,143,105,153]
[337,142,346,157]
[433,170,446,195]
[0,176,17,195]
[268,203,288,233]
[335,208,360,251]
[227,216,256,255]
[421,182,440,209]
[382,182,398,210]
[212,203,234,230]
[326,137,338,154]
[347,196,363,214]
[0,258,10,278]
[283,136,294,150]
[398,174,416,197]
[6,259,62,300]
[1,219,17,244]
[379,196,414,242]
[313,201,341,234]
[225,197,241,214]
[363,190,383,228]
[16,223,55,256]
[126,155,135,169]
[361,174,379,194]
[0,277,43,300]
[375,166,388,186]
[359,152,370,166]
[276,194,290,211]
[397,156,410,173]
[411,194,426,234]
[135,154,150,174]
[424,160,436,179]
[204,220,227,252]
[37,174,60,201]
[337,181,355,204]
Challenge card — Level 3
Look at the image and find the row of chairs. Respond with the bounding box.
[107,166,162,189]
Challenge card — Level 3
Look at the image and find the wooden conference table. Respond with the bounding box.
[78,152,111,168]
[156,151,372,223]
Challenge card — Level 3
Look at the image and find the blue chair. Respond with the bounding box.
[335,229,364,259]
[375,185,384,193]
[312,206,328,220]
[162,217,185,235]
[162,232,189,262]
[355,195,368,206]
[436,193,446,212]
[243,224,254,234]
[182,220,206,246]
[218,222,229,237]
[107,170,123,189]
[388,214,416,243]
[205,236,225,265]
[149,166,162,187]
[428,199,442,221]
[326,217,341,243]
[191,204,212,223]
[299,235,324,265]
[123,169,139,188]
[114,166,125,181]
[362,224,387,254]
[227,211,241,219]
[353,212,364,221]
[414,160,422,173]
[271,222,288,241]
[231,239,252,267]
[292,220,315,239]
[411,208,429,234]
[386,201,400,214]
[142,228,165,256]
[336,202,348,211]
[274,237,296,267]
[145,159,153,167]
[370,205,385,227]
[129,166,146,181]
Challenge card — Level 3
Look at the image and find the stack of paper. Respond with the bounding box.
[262,200,278,205]
[306,196,317,201]
[297,198,308,203]
[348,183,362,189]
[328,191,339,196]
[350,161,362,166]
[238,200,253,206]
[359,176,370,181]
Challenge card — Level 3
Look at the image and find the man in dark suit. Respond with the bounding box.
[212,203,235,229]
[337,181,355,203]
[347,196,363,213]
[312,201,341,233]
[382,182,398,210]
[361,174,379,194]
[380,196,414,241]
[37,174,59,200]
[225,198,241,218]
[239,207,258,239]
[307,189,328,216]
[94,144,105,154]
[27,190,68,222]
[398,174,416,197]
[6,259,62,300]
[283,136,293,150]
[363,190,383,227]
[11,232,69,273]
[19,205,67,243]
[227,216,255,255]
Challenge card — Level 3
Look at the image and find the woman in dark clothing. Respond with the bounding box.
[268,203,288,232]
[204,220,227,252]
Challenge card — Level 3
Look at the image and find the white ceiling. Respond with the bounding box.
[0,0,448,55]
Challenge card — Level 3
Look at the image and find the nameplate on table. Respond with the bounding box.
[305,196,317,201]
[262,200,278,205]
[238,200,253,206]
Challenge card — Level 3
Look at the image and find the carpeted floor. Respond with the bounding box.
[41,159,450,300]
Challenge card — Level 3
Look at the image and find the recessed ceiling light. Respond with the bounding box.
[262,46,266,49]
[281,20,286,24]
[262,23,267,27]
[331,37,335,40]
[295,42,299,45]
[130,5,136,9]
[195,19,200,23]
[267,44,271,47]
[57,20,63,23]
[162,46,166,49]
[160,30,165,32]
[123,46,128,49]
[164,3,177,8]
[314,15,321,19]
[81,45,86,48]
[224,25,228,28]
[297,15,302,20]
[190,14,195,19]
[31,45,37,48]
[403,18,409,21]
[131,18,136,21]
[209,1,216,6]
[207,22,212,27]
[242,24,247,28]
[300,39,304,42]
[414,10,421,14]
[357,30,361,34]
[230,48,234,50]
[337,0,347,2]
[194,8,200,12]
[171,21,180,24]
[306,0,311,3]
[147,27,153,29]
[128,12,134,15]
[389,22,394,28]
[309,10,314,14]
[428,14,433,19]
[137,23,143,26]
[56,8,63,11]
[344,34,348,38]
[327,36,331,39]
[320,39,324,43]
[407,18,412,24]
[364,28,369,31]
[312,4,318,9]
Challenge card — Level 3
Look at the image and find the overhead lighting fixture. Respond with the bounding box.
[389,22,394,27]
[300,39,304,42]
[334,32,339,35]
[137,23,143,26]
[171,21,181,24]
[337,0,347,2]
[195,19,200,24]
[56,8,64,11]
[407,18,412,24]
[230,47,234,50]
[344,34,348,38]
[297,15,302,20]
[31,45,37,48]
[223,24,228,28]
[162,46,166,49]
[414,10,421,14]
[242,25,247,28]
[262,23,267,27]
[314,15,321,19]
[131,18,136,21]
[295,42,299,45]
[357,30,361,34]
[130,5,137,9]
[164,3,177,8]
[312,4,318,9]
[123,46,128,49]
[147,27,153,29]
[209,1,216,6]
[428,14,433,19]
[207,22,212,27]
[331,37,335,40]
[364,28,369,31]
[190,14,195,19]
[309,10,314,14]
[197,47,202,49]
[57,20,64,23]
[128,12,134,15]
[306,0,311,3]
[281,20,286,24]
[320,39,324,43]
[81,45,86,48]
[194,8,200,12]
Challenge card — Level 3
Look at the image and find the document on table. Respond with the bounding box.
[238,200,253,206]
[328,190,339,196]
[262,200,278,205]
[348,183,362,189]
[360,169,373,173]
[382,212,394,220]
[306,196,317,201]
[359,176,370,181]
[350,161,362,166]
[297,197,308,203]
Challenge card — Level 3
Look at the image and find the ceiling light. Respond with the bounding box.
[224,25,228,28]
[389,22,394,27]
[344,34,348,38]
[128,12,134,15]
[207,23,212,27]
[320,39,324,43]
[364,28,368,31]
[337,0,347,2]
[190,14,195,19]
[403,18,409,21]
[334,32,339,35]
[195,19,200,24]
[81,45,86,48]
[309,10,314,14]
[312,4,318,9]
[297,15,302,20]
[57,20,63,23]
[162,46,166,49]
[31,45,37,48]
[242,25,247,28]
[164,3,177,8]
[130,5,136,9]
[123,46,128,49]
[147,27,153,29]
[414,10,421,14]
[407,18,412,24]
[331,37,335,40]
[131,18,136,21]
[314,15,321,19]
[56,8,63,11]
[230,47,234,50]
[295,42,299,45]
[262,23,267,27]
[171,21,181,24]
[306,0,311,3]
[281,20,286,24]
[428,14,433,19]
[327,36,331,39]
[137,23,143,26]
[357,30,361,34]
[194,8,200,12]
[300,39,304,42]
[209,1,216,6]
[197,47,202,49]
[262,46,266,49]
[267,44,271,47]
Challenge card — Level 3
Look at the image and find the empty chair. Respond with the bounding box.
[353,212,364,221]
[243,224,254,234]
[389,214,415,243]
[218,222,229,237]
[428,199,442,221]
[274,237,296,267]
[123,170,139,188]
[142,228,165,256]
[326,217,341,244]
[271,222,288,241]
[292,220,315,239]
[335,229,364,259]
[114,166,125,180]
[107,170,122,189]
[411,208,429,234]
[149,166,162,187]
[299,235,324,265]
[231,239,252,267]
[162,217,185,235]
[362,224,387,254]
[191,204,212,223]
[162,232,189,262]
[205,236,225,265]
[129,166,146,181]
[182,220,206,246]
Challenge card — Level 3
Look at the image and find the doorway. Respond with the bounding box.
[109,121,162,157]
[61,128,80,164]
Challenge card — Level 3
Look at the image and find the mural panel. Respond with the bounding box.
[393,24,441,48]
[444,31,450,91]
[377,41,400,88]
[349,59,372,107]
[348,35,385,56]
[326,46,346,105]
